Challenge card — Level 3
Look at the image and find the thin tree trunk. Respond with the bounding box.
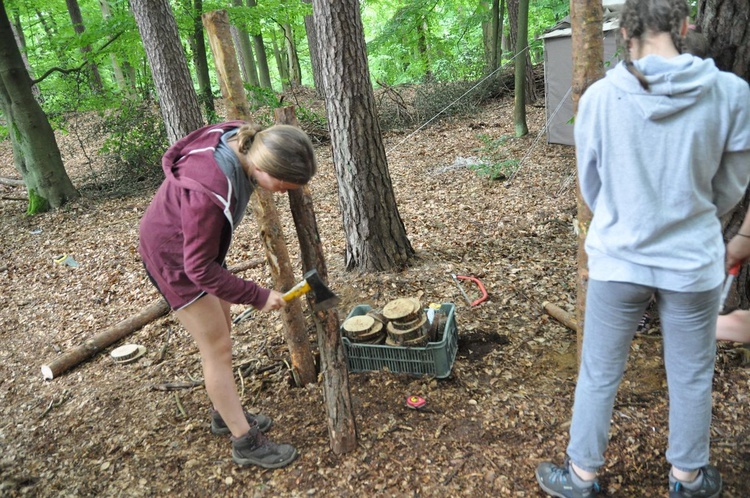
[301,0,323,96]
[202,9,316,386]
[247,0,273,89]
[65,0,103,92]
[570,0,604,363]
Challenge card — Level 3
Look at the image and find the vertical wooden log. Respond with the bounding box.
[202,10,316,387]
[275,105,358,454]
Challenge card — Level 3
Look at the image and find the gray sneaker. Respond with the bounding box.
[231,424,297,469]
[669,465,722,498]
[210,408,272,435]
[536,459,600,498]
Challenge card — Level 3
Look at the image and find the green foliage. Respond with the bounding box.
[26,188,50,215]
[96,100,168,192]
[470,134,519,180]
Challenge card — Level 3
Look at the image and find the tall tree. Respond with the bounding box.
[182,0,215,120]
[229,0,260,87]
[505,0,537,102]
[513,0,528,136]
[696,0,750,308]
[301,0,323,95]
[482,0,504,74]
[65,0,104,92]
[129,0,203,144]
[311,0,415,271]
[0,0,79,213]
[247,0,273,89]
[570,0,604,361]
[282,21,301,86]
[98,0,134,98]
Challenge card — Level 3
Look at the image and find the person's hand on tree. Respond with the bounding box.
[260,290,286,312]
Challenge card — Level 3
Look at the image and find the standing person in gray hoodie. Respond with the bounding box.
[139,121,317,469]
[535,0,750,496]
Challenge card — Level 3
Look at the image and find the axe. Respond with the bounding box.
[233,269,340,324]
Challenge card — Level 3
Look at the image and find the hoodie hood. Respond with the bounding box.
[607,54,719,120]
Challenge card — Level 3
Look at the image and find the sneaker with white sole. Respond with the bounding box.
[231,424,297,469]
[210,408,272,435]
[669,465,722,498]
[536,459,600,498]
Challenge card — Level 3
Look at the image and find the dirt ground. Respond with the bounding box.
[0,97,748,497]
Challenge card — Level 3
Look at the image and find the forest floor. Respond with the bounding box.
[0,94,748,498]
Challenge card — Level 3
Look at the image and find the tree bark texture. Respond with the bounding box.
[301,0,323,96]
[129,0,204,144]
[513,0,528,136]
[696,0,750,309]
[696,0,750,81]
[188,0,215,118]
[247,0,273,89]
[570,0,604,363]
[311,0,415,272]
[202,10,316,387]
[0,2,79,212]
[230,0,260,87]
[65,0,103,92]
[274,105,358,455]
[505,0,536,102]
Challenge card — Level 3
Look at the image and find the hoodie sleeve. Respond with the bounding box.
[575,92,602,212]
[180,189,271,308]
[712,77,750,216]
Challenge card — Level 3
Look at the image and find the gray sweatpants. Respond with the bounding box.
[566,279,721,473]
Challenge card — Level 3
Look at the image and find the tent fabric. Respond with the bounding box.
[540,14,621,146]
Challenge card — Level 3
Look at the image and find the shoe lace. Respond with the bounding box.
[547,465,572,485]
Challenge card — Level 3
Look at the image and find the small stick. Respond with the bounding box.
[238,367,245,398]
[173,392,187,418]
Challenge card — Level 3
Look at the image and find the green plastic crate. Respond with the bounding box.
[341,303,458,378]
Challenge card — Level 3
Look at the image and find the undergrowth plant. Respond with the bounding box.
[471,133,519,180]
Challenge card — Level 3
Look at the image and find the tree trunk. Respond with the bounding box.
[187,0,215,120]
[513,0,528,137]
[202,9,317,387]
[247,0,273,89]
[271,27,289,88]
[505,0,536,102]
[230,0,260,87]
[129,0,204,144]
[696,0,750,81]
[570,0,604,363]
[696,0,750,309]
[283,22,302,87]
[98,0,135,98]
[275,105,358,455]
[65,0,104,93]
[301,0,323,96]
[0,2,79,213]
[312,0,415,272]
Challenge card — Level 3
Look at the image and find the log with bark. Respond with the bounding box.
[542,301,579,332]
[40,259,264,380]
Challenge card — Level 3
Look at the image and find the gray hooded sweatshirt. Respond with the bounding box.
[575,54,750,291]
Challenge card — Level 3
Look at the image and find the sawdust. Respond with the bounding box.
[0,97,748,497]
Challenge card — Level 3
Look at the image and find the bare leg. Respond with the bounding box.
[716,310,750,343]
[175,294,249,438]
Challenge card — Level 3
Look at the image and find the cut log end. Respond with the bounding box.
[41,365,54,380]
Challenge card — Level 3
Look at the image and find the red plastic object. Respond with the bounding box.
[454,275,488,307]
[406,395,426,410]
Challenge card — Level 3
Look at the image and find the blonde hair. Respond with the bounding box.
[236,124,317,185]
[618,0,690,90]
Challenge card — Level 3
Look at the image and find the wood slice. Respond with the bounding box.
[351,321,384,341]
[382,298,420,322]
[343,315,375,337]
[386,315,427,343]
[401,334,430,347]
[390,314,425,331]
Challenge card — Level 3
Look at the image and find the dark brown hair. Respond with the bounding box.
[618,0,690,90]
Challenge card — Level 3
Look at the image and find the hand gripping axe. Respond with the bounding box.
[233,269,340,324]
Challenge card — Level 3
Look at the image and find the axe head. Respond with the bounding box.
[303,269,340,311]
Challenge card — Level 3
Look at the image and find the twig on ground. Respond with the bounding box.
[150,380,204,391]
[173,392,187,418]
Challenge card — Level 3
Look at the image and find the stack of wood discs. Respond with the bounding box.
[383,297,430,347]
[342,311,386,344]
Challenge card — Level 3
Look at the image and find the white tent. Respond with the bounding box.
[540,13,622,146]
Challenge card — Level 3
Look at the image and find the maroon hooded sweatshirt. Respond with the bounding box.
[138,121,270,310]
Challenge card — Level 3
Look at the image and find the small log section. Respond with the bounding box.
[543,301,579,332]
[203,9,316,387]
[275,105,358,454]
[40,260,264,380]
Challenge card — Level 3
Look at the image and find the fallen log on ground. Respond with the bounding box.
[0,177,25,187]
[542,301,579,332]
[40,259,264,380]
